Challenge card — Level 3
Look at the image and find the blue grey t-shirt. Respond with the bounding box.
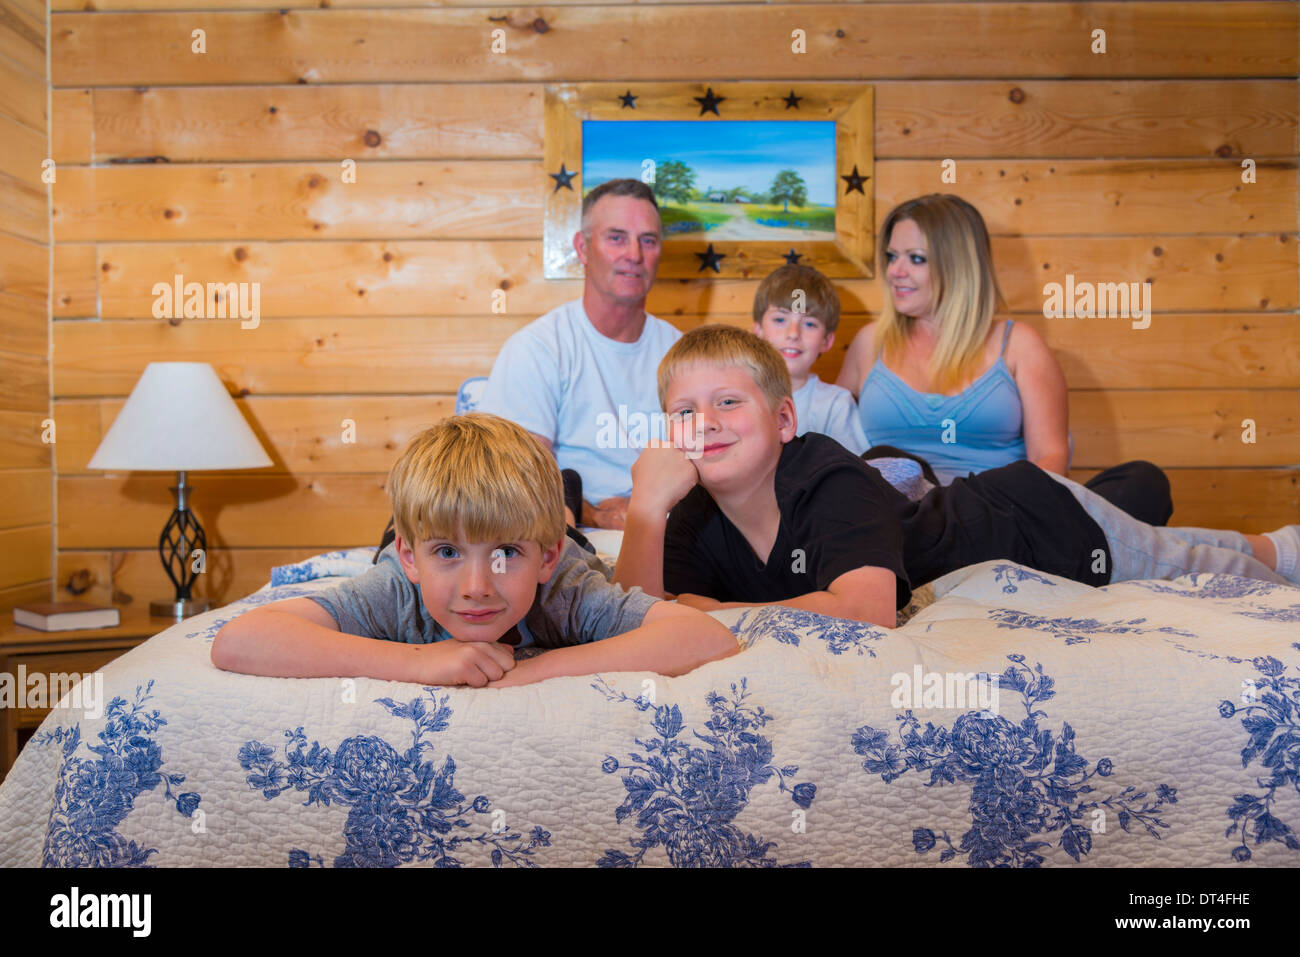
[308,538,658,649]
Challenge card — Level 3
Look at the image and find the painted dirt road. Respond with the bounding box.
[671,202,835,242]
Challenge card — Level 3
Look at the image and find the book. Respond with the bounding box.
[13,602,121,632]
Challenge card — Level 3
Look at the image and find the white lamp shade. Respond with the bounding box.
[87,363,273,471]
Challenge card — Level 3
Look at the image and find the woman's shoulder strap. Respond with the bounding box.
[999,319,1015,354]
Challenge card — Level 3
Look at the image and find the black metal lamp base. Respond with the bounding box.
[158,470,209,622]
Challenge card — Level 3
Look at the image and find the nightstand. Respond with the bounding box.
[0,607,171,781]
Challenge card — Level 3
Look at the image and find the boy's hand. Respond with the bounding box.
[485,654,550,688]
[629,440,699,516]
[420,639,517,687]
[588,496,631,529]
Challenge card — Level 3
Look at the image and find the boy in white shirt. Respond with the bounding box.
[752,264,869,456]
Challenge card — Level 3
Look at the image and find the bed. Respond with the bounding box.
[1,539,1297,868]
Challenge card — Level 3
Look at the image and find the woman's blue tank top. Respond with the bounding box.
[858,320,1025,484]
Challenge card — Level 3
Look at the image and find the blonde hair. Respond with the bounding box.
[658,324,792,411]
[876,194,1004,394]
[752,264,841,333]
[386,413,565,548]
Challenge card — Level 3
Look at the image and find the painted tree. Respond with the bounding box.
[652,160,697,204]
[768,170,808,212]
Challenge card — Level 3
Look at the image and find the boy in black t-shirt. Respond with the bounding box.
[613,326,1300,628]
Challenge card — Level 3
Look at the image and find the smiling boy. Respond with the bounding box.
[614,325,1300,628]
[212,414,738,687]
[752,264,868,455]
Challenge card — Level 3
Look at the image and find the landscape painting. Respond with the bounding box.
[582,120,838,242]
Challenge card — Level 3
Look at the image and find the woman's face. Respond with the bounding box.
[885,219,936,323]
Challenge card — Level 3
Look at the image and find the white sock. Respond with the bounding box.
[1262,525,1300,583]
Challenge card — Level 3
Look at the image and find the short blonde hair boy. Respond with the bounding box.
[752,263,841,334]
[658,324,792,412]
[386,413,565,548]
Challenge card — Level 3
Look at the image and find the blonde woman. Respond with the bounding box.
[838,193,1172,525]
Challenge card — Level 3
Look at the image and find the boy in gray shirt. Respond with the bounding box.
[212,414,738,687]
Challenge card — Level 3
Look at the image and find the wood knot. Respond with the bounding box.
[533,17,549,33]
[233,246,248,261]
[1152,245,1163,257]
[364,129,382,147]
[1008,87,1025,104]
[307,174,323,188]
[499,279,511,290]
[66,569,93,595]
[835,29,845,37]
[382,251,393,262]
[1215,143,1232,158]
[268,105,277,114]
[168,316,181,326]
[163,208,175,219]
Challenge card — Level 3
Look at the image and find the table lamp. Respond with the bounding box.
[86,363,273,620]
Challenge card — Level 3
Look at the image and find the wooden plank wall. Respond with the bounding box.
[0,0,53,613]
[40,1,1300,608]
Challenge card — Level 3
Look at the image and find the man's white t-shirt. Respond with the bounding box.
[792,374,869,455]
[478,299,682,502]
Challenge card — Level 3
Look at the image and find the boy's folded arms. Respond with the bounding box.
[212,593,738,689]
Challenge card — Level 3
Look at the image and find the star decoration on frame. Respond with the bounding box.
[550,163,577,192]
[695,244,726,273]
[841,165,869,195]
[694,87,726,116]
[783,90,803,110]
[618,90,638,109]
[783,249,804,265]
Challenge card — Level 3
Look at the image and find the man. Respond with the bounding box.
[478,178,680,529]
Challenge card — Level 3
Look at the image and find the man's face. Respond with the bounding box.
[575,195,663,306]
[396,531,562,644]
[663,363,796,499]
[754,305,835,381]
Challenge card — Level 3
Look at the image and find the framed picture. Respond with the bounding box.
[543,82,874,280]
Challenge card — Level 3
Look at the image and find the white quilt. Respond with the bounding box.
[1,549,1297,868]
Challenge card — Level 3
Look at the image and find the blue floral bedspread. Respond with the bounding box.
[1,550,1297,868]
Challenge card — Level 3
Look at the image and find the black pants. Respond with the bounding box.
[862,446,1173,527]
[1080,460,1173,527]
